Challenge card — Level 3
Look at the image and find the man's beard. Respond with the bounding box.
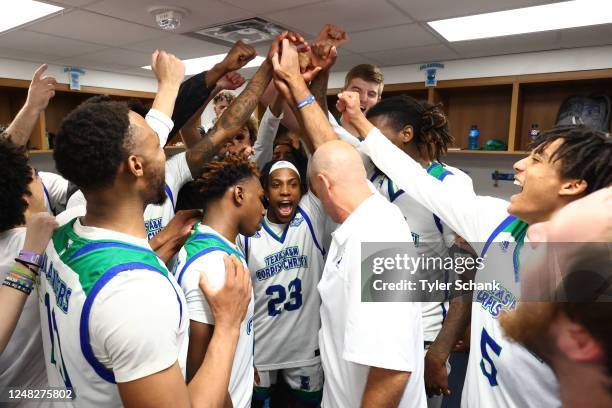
[146,171,167,206]
[500,302,558,364]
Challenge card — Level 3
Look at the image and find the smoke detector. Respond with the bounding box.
[149,6,188,31]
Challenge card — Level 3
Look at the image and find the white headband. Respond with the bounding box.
[269,161,300,179]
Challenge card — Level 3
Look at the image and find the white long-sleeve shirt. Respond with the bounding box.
[359,127,560,408]
[253,107,283,169]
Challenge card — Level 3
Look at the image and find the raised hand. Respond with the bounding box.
[216,72,246,91]
[314,24,349,47]
[310,42,338,72]
[267,31,309,62]
[221,40,257,72]
[272,39,321,89]
[25,64,57,114]
[336,91,363,121]
[199,255,253,329]
[22,212,59,255]
[151,50,185,88]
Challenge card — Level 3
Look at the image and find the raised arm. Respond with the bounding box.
[4,64,56,146]
[338,91,508,243]
[253,92,284,169]
[168,41,256,139]
[184,32,306,176]
[271,39,338,153]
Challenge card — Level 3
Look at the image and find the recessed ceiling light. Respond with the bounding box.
[0,0,63,34]
[428,0,612,42]
[143,53,265,76]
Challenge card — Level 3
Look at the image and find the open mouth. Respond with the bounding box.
[277,201,295,217]
[360,105,366,113]
[513,178,524,192]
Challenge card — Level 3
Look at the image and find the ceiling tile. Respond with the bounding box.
[389,0,557,22]
[47,0,103,6]
[0,47,59,64]
[450,31,559,58]
[85,0,252,34]
[67,48,151,68]
[344,24,440,53]
[265,0,413,37]
[0,30,106,58]
[123,34,228,59]
[221,0,326,14]
[329,50,379,72]
[558,24,612,49]
[365,44,458,67]
[26,10,167,46]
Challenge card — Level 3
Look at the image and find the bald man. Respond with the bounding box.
[309,140,426,408]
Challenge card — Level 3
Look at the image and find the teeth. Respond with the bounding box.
[513,180,522,186]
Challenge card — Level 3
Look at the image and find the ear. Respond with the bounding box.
[317,173,332,194]
[400,125,414,144]
[126,155,144,177]
[559,179,588,199]
[556,317,605,364]
[233,185,244,206]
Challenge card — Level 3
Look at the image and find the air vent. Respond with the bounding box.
[193,17,288,45]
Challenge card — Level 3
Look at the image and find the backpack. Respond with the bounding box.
[555,94,611,132]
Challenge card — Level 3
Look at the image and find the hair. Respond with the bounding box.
[344,64,385,96]
[366,95,453,162]
[127,98,150,118]
[0,136,33,232]
[213,90,235,106]
[245,115,259,146]
[195,154,260,210]
[53,95,133,191]
[260,158,308,194]
[530,125,612,194]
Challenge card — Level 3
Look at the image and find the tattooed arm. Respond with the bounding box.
[185,61,273,176]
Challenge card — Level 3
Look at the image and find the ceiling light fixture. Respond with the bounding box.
[0,0,63,34]
[143,53,265,76]
[428,0,612,42]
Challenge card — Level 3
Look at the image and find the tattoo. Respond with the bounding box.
[185,62,272,176]
[217,62,272,133]
[309,70,329,114]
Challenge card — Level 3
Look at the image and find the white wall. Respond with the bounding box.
[0,57,157,92]
[330,44,612,88]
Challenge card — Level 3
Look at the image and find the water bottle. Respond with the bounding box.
[529,124,540,142]
[468,125,479,150]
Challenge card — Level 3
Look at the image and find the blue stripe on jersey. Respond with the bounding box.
[244,237,249,264]
[69,241,153,261]
[297,206,326,257]
[433,214,444,234]
[177,235,245,285]
[387,180,405,203]
[438,170,452,181]
[481,215,516,258]
[165,183,175,210]
[441,302,447,322]
[79,262,183,383]
[262,218,291,243]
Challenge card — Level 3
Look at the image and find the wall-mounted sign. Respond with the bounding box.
[64,67,86,90]
[419,62,445,87]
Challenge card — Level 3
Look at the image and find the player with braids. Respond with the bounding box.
[173,154,266,408]
[365,95,453,165]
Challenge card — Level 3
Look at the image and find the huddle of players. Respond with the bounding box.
[0,22,611,408]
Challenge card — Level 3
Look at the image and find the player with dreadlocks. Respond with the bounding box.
[173,154,265,408]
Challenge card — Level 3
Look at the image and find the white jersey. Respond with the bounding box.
[360,128,560,408]
[39,171,69,216]
[173,224,254,408]
[0,228,49,408]
[66,152,192,239]
[237,191,326,370]
[39,217,188,407]
[318,194,426,408]
[369,163,473,342]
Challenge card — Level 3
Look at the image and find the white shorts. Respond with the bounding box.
[254,364,324,405]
